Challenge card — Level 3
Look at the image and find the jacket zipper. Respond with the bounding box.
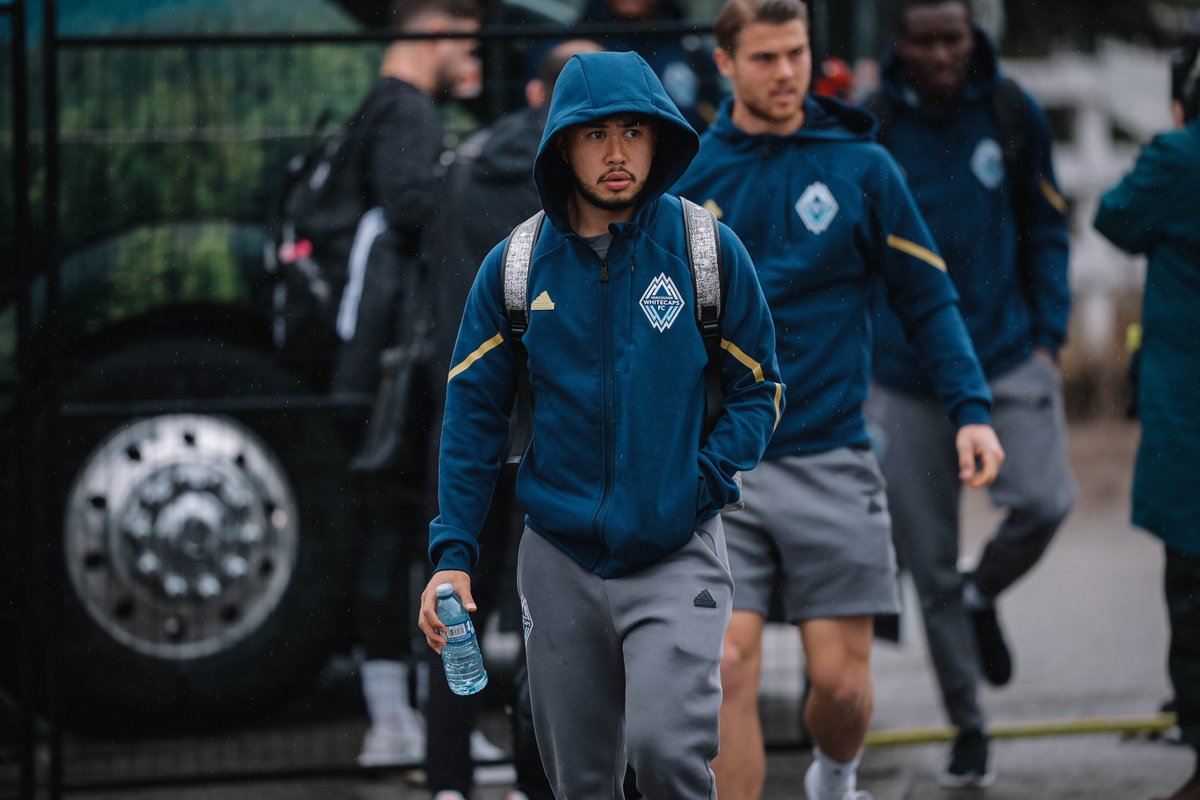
[590,254,615,559]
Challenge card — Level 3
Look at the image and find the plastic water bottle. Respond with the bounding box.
[435,583,488,696]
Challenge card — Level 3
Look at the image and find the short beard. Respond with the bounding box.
[571,170,647,212]
[739,92,801,126]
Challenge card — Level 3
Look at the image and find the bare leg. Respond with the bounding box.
[800,616,874,763]
[713,610,767,800]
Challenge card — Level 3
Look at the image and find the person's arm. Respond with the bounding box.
[868,148,1004,486]
[369,91,445,230]
[419,244,516,651]
[869,148,992,426]
[1094,133,1176,255]
[695,226,786,517]
[1015,93,1072,359]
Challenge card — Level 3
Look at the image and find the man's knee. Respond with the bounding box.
[720,612,764,701]
[720,636,760,699]
[1012,481,1076,540]
[808,664,871,714]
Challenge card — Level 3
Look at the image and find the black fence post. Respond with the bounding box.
[6,0,37,795]
[39,0,64,796]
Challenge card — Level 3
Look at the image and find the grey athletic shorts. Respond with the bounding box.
[723,447,901,622]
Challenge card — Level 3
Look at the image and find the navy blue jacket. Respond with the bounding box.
[871,30,1071,393]
[429,52,783,579]
[675,96,990,457]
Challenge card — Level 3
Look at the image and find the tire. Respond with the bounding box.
[47,336,359,729]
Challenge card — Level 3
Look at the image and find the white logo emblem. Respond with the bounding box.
[971,138,1005,190]
[520,595,532,641]
[795,182,839,234]
[640,273,686,332]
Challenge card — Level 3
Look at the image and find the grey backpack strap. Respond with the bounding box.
[502,210,545,338]
[680,197,724,439]
[500,210,545,467]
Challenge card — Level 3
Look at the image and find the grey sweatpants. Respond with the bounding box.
[867,355,1077,731]
[516,517,733,800]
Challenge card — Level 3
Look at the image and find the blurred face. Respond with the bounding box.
[896,1,974,103]
[431,17,481,100]
[562,115,658,213]
[605,0,659,21]
[715,20,811,135]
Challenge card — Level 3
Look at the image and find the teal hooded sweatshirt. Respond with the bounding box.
[429,51,784,578]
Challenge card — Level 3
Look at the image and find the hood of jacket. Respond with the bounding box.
[534,50,700,232]
[879,25,1002,111]
[710,93,876,147]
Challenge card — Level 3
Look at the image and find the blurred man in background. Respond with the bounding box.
[344,0,483,770]
[865,0,1076,787]
[674,0,1001,797]
[1093,38,1200,800]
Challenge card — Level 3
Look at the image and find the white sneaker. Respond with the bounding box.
[804,760,873,800]
[357,725,426,767]
[471,730,517,786]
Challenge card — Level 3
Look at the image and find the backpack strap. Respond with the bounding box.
[680,197,724,439]
[988,77,1032,187]
[501,210,545,467]
[986,77,1038,254]
[861,89,893,150]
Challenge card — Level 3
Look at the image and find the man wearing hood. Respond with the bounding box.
[865,0,1076,788]
[421,38,601,800]
[418,50,784,799]
[673,0,1002,798]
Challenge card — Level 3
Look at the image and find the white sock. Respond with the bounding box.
[361,659,421,733]
[812,747,861,799]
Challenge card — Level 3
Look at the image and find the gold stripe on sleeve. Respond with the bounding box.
[772,383,783,430]
[1040,177,1068,214]
[886,234,947,272]
[447,333,505,383]
[720,339,765,383]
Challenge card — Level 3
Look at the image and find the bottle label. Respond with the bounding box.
[445,618,475,644]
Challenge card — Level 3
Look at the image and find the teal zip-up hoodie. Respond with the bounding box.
[429,52,784,579]
[675,96,990,457]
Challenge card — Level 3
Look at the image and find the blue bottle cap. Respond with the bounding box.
[436,583,454,598]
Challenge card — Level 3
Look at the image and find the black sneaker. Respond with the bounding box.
[969,604,1013,687]
[938,729,995,789]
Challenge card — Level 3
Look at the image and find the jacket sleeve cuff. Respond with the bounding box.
[952,399,993,429]
[433,543,474,575]
[1033,334,1062,358]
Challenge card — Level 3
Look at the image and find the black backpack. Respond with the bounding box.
[264,106,371,350]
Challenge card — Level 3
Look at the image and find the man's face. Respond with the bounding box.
[715,20,811,130]
[896,1,974,102]
[432,17,481,100]
[561,115,657,213]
